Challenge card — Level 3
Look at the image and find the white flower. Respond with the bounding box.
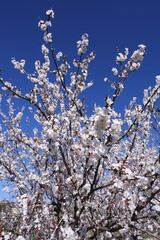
[124,168,134,179]
[114,179,123,188]
[154,204,160,211]
[156,75,160,85]
[29,173,40,181]
[138,44,146,50]
[38,20,47,31]
[137,176,149,187]
[116,53,127,62]
[95,116,107,130]
[112,67,118,75]
[56,52,63,60]
[2,86,8,90]
[46,9,54,18]
[41,45,49,55]
[125,47,129,55]
[77,34,89,55]
[20,59,25,67]
[105,231,112,238]
[112,163,121,170]
[11,58,25,71]
[4,235,10,240]
[44,32,52,43]
[121,69,128,77]
[129,62,140,71]
[130,45,146,62]
[14,112,23,122]
[111,119,122,133]
[16,236,26,240]
[106,97,113,106]
[48,105,55,113]
[3,82,12,90]
[43,204,49,216]
[93,107,111,131]
[104,77,109,82]
[61,226,78,240]
[47,128,57,139]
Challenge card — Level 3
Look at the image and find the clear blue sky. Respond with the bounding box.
[0,0,160,199]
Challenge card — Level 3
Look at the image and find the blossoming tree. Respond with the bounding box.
[0,9,160,240]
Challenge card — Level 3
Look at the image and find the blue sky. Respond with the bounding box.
[0,0,160,199]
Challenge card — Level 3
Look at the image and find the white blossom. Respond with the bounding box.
[61,226,78,240]
[138,44,146,50]
[112,67,118,75]
[44,32,52,43]
[106,97,113,105]
[111,119,122,133]
[16,237,26,240]
[116,53,127,62]
[104,77,109,82]
[114,179,123,188]
[41,44,49,55]
[46,9,54,18]
[56,51,63,61]
[156,75,160,85]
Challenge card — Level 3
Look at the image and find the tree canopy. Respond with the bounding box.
[0,9,159,240]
